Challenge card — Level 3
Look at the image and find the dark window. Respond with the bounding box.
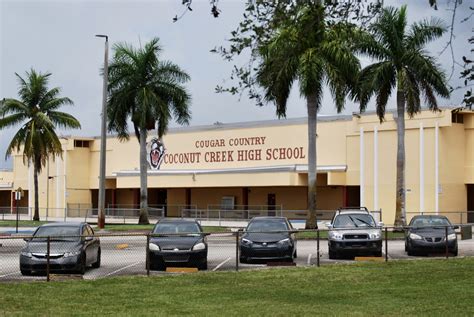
[451,113,464,124]
[74,140,90,148]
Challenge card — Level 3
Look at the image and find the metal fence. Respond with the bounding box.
[181,209,383,222]
[0,224,472,282]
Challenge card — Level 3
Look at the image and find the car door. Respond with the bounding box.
[82,225,93,265]
[87,225,99,262]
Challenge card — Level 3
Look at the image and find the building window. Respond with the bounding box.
[451,113,464,124]
[74,140,90,148]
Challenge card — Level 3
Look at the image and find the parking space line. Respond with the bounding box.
[212,257,231,271]
[307,254,312,265]
[103,261,142,277]
[0,271,20,278]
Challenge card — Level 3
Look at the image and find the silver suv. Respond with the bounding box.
[327,207,383,259]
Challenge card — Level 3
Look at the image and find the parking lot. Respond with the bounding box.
[1,233,473,281]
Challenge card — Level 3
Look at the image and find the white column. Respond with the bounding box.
[373,126,379,219]
[56,155,61,216]
[360,127,365,207]
[64,149,67,214]
[28,163,33,216]
[419,123,424,214]
[435,121,439,214]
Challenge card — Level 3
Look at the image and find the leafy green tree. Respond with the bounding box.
[255,4,359,228]
[0,70,80,221]
[356,5,450,226]
[107,37,191,224]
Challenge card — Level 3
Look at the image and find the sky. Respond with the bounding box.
[0,0,472,169]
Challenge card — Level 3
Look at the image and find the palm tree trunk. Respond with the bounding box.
[33,159,40,221]
[305,93,318,229]
[395,90,406,227]
[138,128,150,224]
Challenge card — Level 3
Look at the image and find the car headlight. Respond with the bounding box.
[192,242,206,251]
[370,232,381,239]
[241,238,253,245]
[63,250,81,258]
[409,233,422,240]
[149,243,160,251]
[20,251,32,258]
[447,233,456,241]
[278,238,291,245]
[329,232,343,240]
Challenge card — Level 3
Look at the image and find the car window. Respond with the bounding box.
[33,226,81,241]
[153,222,201,234]
[333,214,376,228]
[411,217,450,227]
[247,220,289,232]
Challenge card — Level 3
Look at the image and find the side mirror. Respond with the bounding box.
[237,228,244,232]
[378,222,384,227]
[326,224,333,229]
[453,225,459,230]
[85,236,93,242]
[23,237,31,242]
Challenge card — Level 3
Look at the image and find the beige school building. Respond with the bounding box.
[1,107,473,225]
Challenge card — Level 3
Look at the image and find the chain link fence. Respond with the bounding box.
[1,224,472,282]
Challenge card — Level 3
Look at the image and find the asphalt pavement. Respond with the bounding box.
[1,234,473,282]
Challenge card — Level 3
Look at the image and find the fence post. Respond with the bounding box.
[219,210,221,227]
[46,236,51,282]
[445,226,449,259]
[235,231,239,272]
[316,229,320,267]
[385,227,388,262]
[146,234,150,276]
[64,207,67,222]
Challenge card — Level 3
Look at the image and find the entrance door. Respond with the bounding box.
[267,194,276,217]
[157,189,167,217]
[468,185,474,223]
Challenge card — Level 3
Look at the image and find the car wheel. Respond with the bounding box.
[329,249,338,260]
[407,247,415,256]
[374,250,383,257]
[20,269,32,276]
[92,248,101,268]
[452,247,458,257]
[77,253,87,275]
[198,260,208,270]
[293,249,298,259]
[239,256,247,264]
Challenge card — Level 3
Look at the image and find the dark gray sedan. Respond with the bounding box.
[240,217,297,263]
[148,219,208,271]
[405,215,458,256]
[20,222,101,275]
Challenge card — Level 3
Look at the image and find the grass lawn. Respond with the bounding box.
[0,258,472,316]
[0,220,49,228]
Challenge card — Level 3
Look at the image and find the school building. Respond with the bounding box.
[0,107,473,225]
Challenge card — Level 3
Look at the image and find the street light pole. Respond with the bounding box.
[96,34,109,229]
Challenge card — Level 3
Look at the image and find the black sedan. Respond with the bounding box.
[405,215,458,256]
[148,219,208,271]
[240,217,297,263]
[20,222,101,275]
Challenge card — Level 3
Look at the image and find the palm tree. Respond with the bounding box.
[356,5,450,226]
[107,37,191,225]
[255,4,360,229]
[0,69,81,221]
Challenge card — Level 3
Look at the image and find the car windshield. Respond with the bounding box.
[333,214,376,228]
[410,217,451,227]
[32,226,81,241]
[247,220,288,232]
[153,222,201,234]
